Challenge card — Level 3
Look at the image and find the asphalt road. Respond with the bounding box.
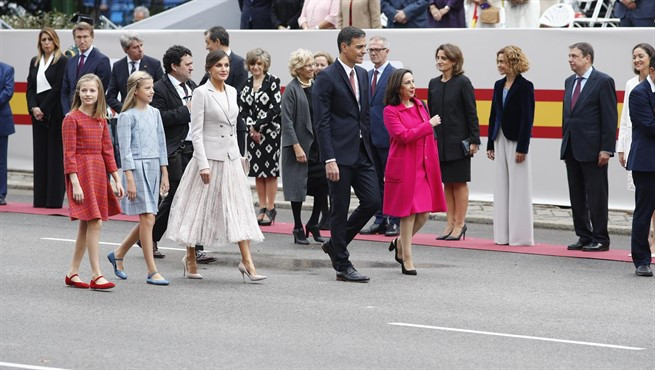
[0,190,652,369]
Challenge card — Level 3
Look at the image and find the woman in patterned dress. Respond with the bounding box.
[107,71,170,286]
[62,74,125,290]
[167,50,266,282]
[238,48,282,226]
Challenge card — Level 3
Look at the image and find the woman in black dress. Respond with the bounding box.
[26,27,68,208]
[280,48,329,245]
[428,43,480,241]
[238,48,282,226]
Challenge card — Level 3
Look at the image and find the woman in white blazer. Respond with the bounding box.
[167,50,266,282]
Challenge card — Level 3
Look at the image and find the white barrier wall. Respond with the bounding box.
[1,28,652,210]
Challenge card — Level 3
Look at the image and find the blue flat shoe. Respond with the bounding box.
[146,271,169,286]
[107,251,127,280]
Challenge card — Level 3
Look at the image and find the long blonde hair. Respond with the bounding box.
[34,27,64,66]
[121,71,153,113]
[71,74,107,119]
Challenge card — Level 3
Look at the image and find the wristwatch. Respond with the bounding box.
[444,5,450,11]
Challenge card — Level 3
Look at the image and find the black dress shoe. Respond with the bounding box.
[384,223,400,237]
[582,242,610,252]
[567,239,591,251]
[0,196,6,205]
[360,223,386,235]
[196,249,217,263]
[137,240,166,258]
[635,265,653,276]
[321,240,337,270]
[336,267,370,283]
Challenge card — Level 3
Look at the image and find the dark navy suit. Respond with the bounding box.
[313,60,380,271]
[106,55,164,113]
[381,0,429,28]
[560,67,617,246]
[627,77,655,268]
[239,0,274,29]
[0,62,15,199]
[368,63,399,227]
[613,0,655,27]
[61,47,111,114]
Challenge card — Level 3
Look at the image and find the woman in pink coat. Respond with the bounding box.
[383,69,447,275]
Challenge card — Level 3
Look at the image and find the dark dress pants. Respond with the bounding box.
[631,171,655,268]
[152,142,193,242]
[32,122,65,208]
[564,151,610,245]
[237,129,247,157]
[371,146,399,226]
[0,136,7,198]
[328,141,380,271]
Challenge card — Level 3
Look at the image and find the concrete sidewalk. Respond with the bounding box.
[8,169,633,235]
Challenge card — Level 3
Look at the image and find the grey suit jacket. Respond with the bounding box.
[280,78,313,202]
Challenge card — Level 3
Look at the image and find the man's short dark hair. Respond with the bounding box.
[205,26,230,47]
[162,45,192,74]
[569,42,594,64]
[337,26,366,53]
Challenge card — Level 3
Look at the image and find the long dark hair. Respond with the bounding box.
[384,68,412,107]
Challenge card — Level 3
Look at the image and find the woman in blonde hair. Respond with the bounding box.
[62,73,125,290]
[486,45,535,246]
[27,27,68,208]
[107,71,170,285]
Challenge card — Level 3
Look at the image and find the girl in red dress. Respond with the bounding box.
[62,74,125,290]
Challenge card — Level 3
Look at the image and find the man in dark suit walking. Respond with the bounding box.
[314,26,380,283]
[149,45,215,263]
[106,32,164,113]
[61,22,111,114]
[201,26,249,155]
[627,57,655,277]
[0,62,15,206]
[360,35,399,237]
[561,42,617,252]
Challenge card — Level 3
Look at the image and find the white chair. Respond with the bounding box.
[573,0,620,27]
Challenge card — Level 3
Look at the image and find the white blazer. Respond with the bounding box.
[190,81,241,170]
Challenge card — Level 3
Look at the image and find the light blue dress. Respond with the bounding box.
[117,106,168,215]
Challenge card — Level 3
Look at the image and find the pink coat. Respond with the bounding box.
[383,98,447,217]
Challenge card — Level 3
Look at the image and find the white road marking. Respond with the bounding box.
[388,323,645,351]
[0,361,71,370]
[40,238,186,251]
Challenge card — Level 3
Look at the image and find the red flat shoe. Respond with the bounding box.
[89,275,115,290]
[65,274,89,289]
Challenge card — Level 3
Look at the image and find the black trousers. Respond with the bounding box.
[631,171,655,268]
[32,122,65,208]
[371,145,399,226]
[328,141,380,271]
[564,153,610,245]
[153,142,193,243]
[237,129,247,157]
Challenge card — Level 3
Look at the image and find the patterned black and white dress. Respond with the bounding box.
[238,73,282,177]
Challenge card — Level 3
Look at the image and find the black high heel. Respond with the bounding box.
[436,227,454,240]
[305,224,328,243]
[257,208,267,224]
[293,228,310,245]
[388,238,403,265]
[445,224,467,241]
[260,208,277,226]
[401,261,417,275]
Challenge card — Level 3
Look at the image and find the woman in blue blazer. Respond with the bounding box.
[486,45,535,246]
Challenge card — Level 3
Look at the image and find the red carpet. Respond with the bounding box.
[1,202,632,263]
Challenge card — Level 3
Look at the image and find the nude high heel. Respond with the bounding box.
[183,256,203,279]
[238,262,267,283]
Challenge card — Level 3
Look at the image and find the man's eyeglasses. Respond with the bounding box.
[367,48,387,54]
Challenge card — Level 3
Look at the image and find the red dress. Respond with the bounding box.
[62,110,121,221]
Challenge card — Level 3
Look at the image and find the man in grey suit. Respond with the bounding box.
[561,42,617,252]
[360,36,399,237]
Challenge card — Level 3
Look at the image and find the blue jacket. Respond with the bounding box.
[368,63,396,148]
[381,0,429,28]
[487,74,535,153]
[239,0,274,29]
[106,55,164,113]
[627,78,655,172]
[0,62,15,136]
[61,46,111,114]
[614,0,655,19]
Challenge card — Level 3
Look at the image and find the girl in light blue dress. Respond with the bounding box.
[107,71,170,286]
